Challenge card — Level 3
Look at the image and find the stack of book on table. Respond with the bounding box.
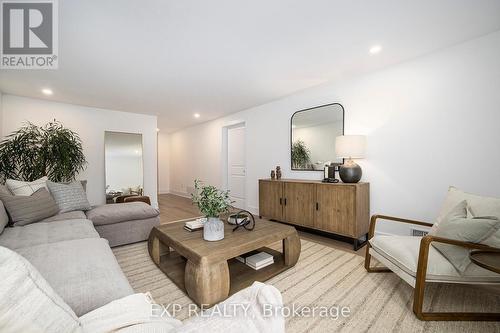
[184,218,206,232]
[236,251,274,270]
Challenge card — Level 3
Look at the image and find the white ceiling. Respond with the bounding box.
[1,0,500,132]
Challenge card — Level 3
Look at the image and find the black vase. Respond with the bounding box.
[339,160,362,183]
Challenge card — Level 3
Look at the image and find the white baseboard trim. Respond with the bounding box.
[169,190,191,198]
[158,190,170,195]
[246,206,259,215]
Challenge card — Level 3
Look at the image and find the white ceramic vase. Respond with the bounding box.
[203,217,224,241]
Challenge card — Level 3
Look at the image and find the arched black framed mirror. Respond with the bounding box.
[290,103,345,171]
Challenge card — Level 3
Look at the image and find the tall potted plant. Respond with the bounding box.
[0,120,87,183]
[191,180,233,241]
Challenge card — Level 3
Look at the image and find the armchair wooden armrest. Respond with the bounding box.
[413,235,500,321]
[368,214,433,239]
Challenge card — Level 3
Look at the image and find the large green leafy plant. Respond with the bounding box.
[0,120,87,183]
[291,140,311,169]
[191,180,233,218]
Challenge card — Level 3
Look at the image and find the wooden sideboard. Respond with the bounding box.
[259,179,370,250]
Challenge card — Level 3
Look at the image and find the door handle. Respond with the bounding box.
[316,202,319,211]
[280,198,282,205]
[284,198,287,206]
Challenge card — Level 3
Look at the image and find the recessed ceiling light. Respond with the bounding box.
[194,113,200,119]
[369,45,382,55]
[41,88,53,95]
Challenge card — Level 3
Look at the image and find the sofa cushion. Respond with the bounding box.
[0,246,81,333]
[16,238,134,316]
[0,187,59,226]
[47,180,91,213]
[0,219,99,250]
[6,176,48,196]
[41,210,87,222]
[94,217,160,247]
[369,235,500,283]
[0,201,8,234]
[87,202,159,226]
[430,201,500,273]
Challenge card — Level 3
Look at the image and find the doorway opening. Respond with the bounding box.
[222,122,246,210]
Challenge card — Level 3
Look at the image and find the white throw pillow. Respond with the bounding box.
[0,246,81,333]
[80,293,182,333]
[434,187,500,248]
[6,176,48,196]
[179,282,285,333]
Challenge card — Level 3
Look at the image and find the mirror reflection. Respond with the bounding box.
[105,131,144,203]
[291,103,344,170]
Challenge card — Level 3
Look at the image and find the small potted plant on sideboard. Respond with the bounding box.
[191,180,233,241]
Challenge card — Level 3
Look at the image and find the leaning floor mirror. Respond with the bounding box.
[104,131,144,204]
[291,103,344,170]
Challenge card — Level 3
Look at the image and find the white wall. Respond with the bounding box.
[168,31,500,235]
[2,95,159,207]
[157,132,170,194]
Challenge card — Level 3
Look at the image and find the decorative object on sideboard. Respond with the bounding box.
[191,179,233,241]
[270,170,276,180]
[230,210,256,232]
[0,120,87,183]
[322,163,341,183]
[276,166,282,180]
[336,135,366,183]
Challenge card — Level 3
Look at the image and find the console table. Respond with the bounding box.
[259,179,370,250]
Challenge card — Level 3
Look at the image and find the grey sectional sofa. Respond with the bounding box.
[0,201,160,316]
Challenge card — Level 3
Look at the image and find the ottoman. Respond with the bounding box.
[86,202,160,247]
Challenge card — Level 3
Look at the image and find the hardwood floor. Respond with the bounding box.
[157,193,364,256]
[158,193,202,223]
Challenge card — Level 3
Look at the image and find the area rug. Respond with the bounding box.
[113,240,500,332]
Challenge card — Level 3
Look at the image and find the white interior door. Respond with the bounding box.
[227,125,246,209]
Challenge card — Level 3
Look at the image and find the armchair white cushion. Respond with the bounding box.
[370,235,500,287]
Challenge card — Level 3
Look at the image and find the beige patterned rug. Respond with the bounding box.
[113,240,500,333]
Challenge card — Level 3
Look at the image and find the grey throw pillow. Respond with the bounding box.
[430,200,500,273]
[0,188,59,226]
[46,181,91,213]
[0,201,9,234]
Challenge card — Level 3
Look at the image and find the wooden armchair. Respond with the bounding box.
[365,214,500,321]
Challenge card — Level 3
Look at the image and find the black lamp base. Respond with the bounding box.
[339,160,362,183]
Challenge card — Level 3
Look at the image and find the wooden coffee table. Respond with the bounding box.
[148,218,300,306]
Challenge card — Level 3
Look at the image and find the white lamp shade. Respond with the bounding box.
[335,135,366,159]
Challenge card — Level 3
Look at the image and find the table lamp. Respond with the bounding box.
[335,135,366,183]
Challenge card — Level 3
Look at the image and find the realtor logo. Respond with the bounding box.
[1,0,58,69]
